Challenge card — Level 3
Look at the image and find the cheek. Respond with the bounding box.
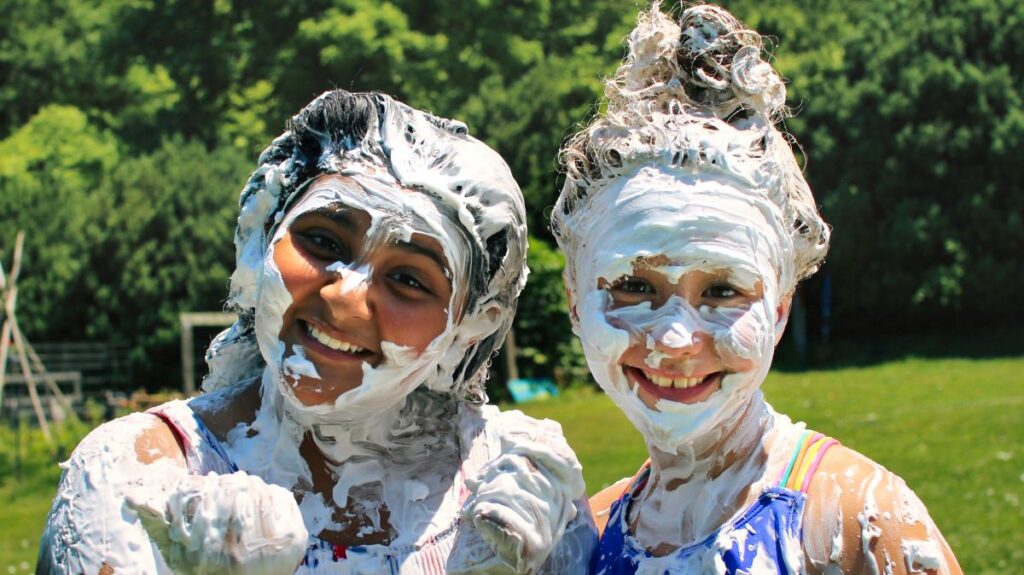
[379,297,450,352]
[713,304,774,371]
[272,234,319,301]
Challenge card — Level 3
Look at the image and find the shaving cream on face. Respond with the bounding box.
[194,91,596,567]
[567,165,791,453]
[213,91,530,406]
[254,178,473,426]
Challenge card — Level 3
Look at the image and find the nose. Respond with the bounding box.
[651,319,709,357]
[321,264,373,322]
[647,300,710,358]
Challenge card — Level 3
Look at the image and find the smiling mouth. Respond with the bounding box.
[624,366,724,404]
[299,320,372,356]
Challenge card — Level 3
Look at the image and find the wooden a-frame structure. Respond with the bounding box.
[0,231,76,443]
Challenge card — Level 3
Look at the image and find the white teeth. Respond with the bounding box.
[646,372,706,389]
[307,324,366,353]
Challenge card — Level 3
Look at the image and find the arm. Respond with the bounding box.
[38,411,308,575]
[37,413,188,574]
[802,446,962,575]
[536,497,598,575]
[449,408,595,574]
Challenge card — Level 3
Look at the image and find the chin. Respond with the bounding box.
[286,373,361,407]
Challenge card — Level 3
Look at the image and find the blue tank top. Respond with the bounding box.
[592,431,837,574]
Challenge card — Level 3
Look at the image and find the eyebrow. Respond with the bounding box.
[301,204,452,278]
[303,205,360,230]
[394,239,451,278]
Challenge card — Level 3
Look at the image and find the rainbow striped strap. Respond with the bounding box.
[778,431,839,493]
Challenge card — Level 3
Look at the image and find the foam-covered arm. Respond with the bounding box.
[450,410,590,574]
[125,471,308,575]
[37,414,187,574]
[37,413,308,575]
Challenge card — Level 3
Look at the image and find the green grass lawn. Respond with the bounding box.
[4,357,1021,572]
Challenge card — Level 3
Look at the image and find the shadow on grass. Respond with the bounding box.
[773,321,1024,372]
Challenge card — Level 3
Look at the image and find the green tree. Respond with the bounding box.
[83,140,250,387]
[513,236,589,386]
[0,105,117,340]
[789,0,1024,330]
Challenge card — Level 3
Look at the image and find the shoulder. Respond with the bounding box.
[802,445,962,575]
[38,408,188,573]
[589,476,633,536]
[189,376,261,440]
[72,409,186,468]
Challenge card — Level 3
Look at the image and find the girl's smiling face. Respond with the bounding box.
[565,165,794,450]
[608,267,765,409]
[273,202,455,406]
[256,174,469,409]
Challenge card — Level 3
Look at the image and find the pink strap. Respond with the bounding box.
[150,408,194,470]
[799,438,839,493]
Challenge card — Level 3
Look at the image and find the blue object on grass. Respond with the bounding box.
[507,378,559,403]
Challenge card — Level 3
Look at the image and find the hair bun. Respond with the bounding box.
[608,4,786,121]
[554,3,830,299]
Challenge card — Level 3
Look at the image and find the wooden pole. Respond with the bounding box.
[504,327,519,383]
[14,329,50,442]
[0,232,25,407]
[0,318,11,406]
[0,232,52,441]
[16,322,76,417]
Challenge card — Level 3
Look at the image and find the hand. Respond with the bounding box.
[125,471,308,575]
[454,413,586,574]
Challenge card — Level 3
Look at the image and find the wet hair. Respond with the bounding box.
[205,90,528,404]
[552,4,829,296]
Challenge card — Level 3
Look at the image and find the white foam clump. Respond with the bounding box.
[901,539,943,572]
[451,407,592,574]
[37,413,307,574]
[231,159,292,311]
[283,345,319,381]
[127,471,308,575]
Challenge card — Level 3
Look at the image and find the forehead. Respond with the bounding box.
[291,175,445,225]
[576,166,784,284]
[283,175,469,268]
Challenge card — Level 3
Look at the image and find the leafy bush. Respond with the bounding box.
[513,237,590,387]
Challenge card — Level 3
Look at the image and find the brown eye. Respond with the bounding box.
[610,276,655,295]
[298,229,350,261]
[704,284,738,299]
[387,270,431,294]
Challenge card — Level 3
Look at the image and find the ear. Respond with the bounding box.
[773,293,793,346]
[565,284,579,323]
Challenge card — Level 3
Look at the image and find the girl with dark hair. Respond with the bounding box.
[39,90,596,574]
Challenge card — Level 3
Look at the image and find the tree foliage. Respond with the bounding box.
[1,0,1021,389]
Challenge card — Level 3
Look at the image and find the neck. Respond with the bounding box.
[225,368,465,546]
[632,392,775,550]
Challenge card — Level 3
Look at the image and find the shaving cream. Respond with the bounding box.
[39,90,593,573]
[553,4,955,573]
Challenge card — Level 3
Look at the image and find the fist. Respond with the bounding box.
[126,471,308,574]
[454,412,586,574]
